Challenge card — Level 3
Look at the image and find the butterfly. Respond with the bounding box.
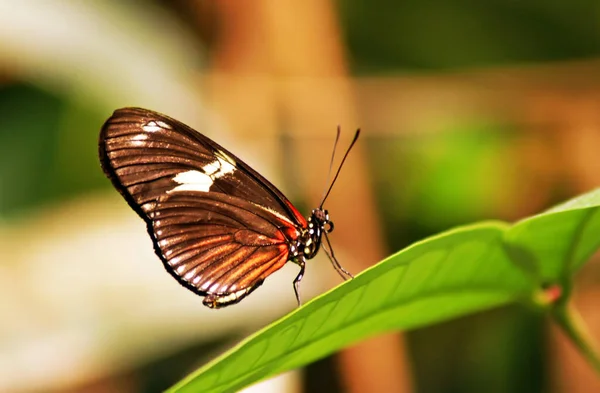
[99,108,359,308]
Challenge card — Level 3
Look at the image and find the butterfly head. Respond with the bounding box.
[312,208,334,233]
[301,208,333,259]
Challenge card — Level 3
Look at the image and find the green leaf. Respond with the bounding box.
[169,188,600,393]
[504,190,600,283]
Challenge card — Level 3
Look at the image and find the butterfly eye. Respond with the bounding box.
[326,221,334,233]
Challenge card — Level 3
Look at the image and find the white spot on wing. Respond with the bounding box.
[169,152,237,193]
[219,293,236,303]
[176,265,185,274]
[203,161,220,175]
[171,170,213,192]
[142,121,162,132]
[216,150,236,167]
[184,268,196,280]
[202,154,236,179]
[201,281,212,291]
[215,288,249,304]
[132,134,148,141]
[156,120,172,129]
[192,276,201,284]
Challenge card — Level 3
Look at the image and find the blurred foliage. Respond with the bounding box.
[409,306,546,393]
[0,84,62,216]
[368,122,516,247]
[339,0,600,72]
[0,84,107,218]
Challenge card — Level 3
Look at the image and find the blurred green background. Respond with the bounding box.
[2,1,600,392]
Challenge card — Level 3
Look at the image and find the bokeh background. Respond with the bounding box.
[2,1,600,392]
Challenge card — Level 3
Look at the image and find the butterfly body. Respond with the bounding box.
[99,108,355,308]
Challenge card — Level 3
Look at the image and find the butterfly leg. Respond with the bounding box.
[292,258,306,306]
[323,232,354,280]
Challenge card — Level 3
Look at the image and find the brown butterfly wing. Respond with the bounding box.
[151,191,296,308]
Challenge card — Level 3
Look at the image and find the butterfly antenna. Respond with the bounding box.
[319,128,361,208]
[319,126,341,204]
